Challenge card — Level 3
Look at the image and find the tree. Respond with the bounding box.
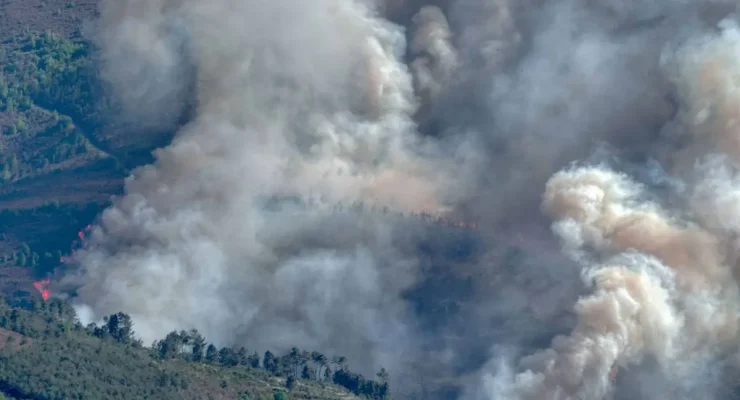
[15,118,26,134]
[333,369,390,400]
[236,347,248,366]
[218,347,237,366]
[106,312,134,345]
[30,252,39,266]
[9,154,17,175]
[301,365,311,380]
[156,331,184,359]
[263,350,278,374]
[1,163,10,181]
[376,367,389,383]
[189,329,205,362]
[287,347,301,377]
[286,375,296,391]
[247,351,260,368]
[331,355,347,371]
[205,344,218,363]
[311,352,327,381]
[16,252,26,267]
[178,330,191,353]
[376,368,390,399]
[299,350,310,377]
[274,391,288,400]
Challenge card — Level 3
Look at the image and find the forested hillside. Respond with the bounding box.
[0,0,163,305]
[0,0,124,292]
[0,1,394,398]
[0,296,390,399]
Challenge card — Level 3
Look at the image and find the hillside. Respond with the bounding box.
[0,2,398,398]
[0,0,151,298]
[0,295,391,400]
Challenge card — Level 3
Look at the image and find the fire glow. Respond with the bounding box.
[32,279,50,301]
[59,224,92,263]
[33,224,92,301]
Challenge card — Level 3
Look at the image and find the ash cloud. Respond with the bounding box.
[58,0,740,398]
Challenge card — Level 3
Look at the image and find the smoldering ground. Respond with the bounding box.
[55,0,740,398]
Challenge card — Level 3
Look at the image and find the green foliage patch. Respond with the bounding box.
[0,296,388,400]
[0,31,109,184]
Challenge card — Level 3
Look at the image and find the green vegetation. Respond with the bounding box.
[0,296,390,400]
[0,29,101,125]
[149,324,389,399]
[0,201,102,276]
[0,30,113,184]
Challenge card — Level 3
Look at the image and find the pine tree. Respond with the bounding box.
[189,329,205,362]
[248,351,260,368]
[285,375,296,391]
[263,350,278,374]
[205,344,218,363]
[301,365,311,380]
[16,252,26,267]
[236,347,248,366]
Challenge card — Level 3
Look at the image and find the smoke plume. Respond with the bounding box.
[58,0,740,398]
[65,0,480,378]
[468,6,740,399]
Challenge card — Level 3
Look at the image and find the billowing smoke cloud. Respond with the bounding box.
[59,0,740,398]
[409,5,458,102]
[468,10,740,399]
[66,0,471,378]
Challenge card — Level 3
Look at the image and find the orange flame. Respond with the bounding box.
[610,365,618,383]
[32,279,50,301]
[60,225,91,265]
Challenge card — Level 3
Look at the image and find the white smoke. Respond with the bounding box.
[410,5,458,102]
[58,0,740,398]
[469,12,740,400]
[65,0,470,378]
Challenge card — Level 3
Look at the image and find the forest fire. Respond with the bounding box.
[33,279,50,301]
[59,224,92,263]
[34,224,93,300]
[46,212,479,302]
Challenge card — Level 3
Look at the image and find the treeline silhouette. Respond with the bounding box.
[96,313,390,400]
[0,294,389,399]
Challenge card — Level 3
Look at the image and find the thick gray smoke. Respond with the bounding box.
[68,0,473,378]
[466,3,740,399]
[60,0,740,398]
